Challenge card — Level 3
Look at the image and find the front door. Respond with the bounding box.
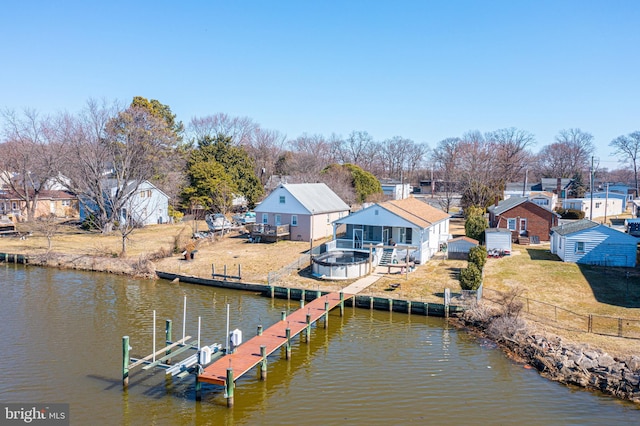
[353,229,363,249]
[519,218,527,236]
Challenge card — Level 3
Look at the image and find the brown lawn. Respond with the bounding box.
[3,217,639,358]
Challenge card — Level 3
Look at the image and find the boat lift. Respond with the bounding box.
[122,296,228,387]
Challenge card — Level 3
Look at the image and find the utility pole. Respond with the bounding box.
[522,169,528,197]
[589,156,594,221]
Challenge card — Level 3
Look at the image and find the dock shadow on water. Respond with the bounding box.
[2,265,640,425]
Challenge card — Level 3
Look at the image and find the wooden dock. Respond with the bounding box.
[197,291,352,402]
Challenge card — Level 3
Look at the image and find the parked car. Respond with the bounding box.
[232,211,256,225]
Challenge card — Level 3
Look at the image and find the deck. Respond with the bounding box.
[198,291,352,386]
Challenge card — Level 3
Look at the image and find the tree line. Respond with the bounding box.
[1,96,639,233]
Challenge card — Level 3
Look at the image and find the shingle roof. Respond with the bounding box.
[550,219,599,236]
[447,236,479,245]
[281,183,349,214]
[487,197,528,215]
[379,197,449,228]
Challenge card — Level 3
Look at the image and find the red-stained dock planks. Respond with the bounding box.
[198,292,352,386]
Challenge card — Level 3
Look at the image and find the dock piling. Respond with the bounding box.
[324,299,329,329]
[257,325,263,336]
[305,310,311,343]
[285,327,291,359]
[122,336,130,388]
[165,320,173,364]
[226,368,235,407]
[281,310,286,321]
[259,345,267,380]
[340,292,344,316]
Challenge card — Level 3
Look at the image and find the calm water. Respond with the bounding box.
[1,263,639,425]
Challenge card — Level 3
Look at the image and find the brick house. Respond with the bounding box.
[487,197,560,244]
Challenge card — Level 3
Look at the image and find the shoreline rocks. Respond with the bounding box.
[455,316,640,403]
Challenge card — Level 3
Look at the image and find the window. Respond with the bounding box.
[291,215,298,226]
[279,196,285,204]
[406,228,412,244]
[140,191,146,198]
[326,214,330,224]
[575,241,585,254]
[507,218,516,230]
[262,213,268,224]
[12,202,17,210]
[595,202,601,209]
[275,214,281,226]
[62,200,71,206]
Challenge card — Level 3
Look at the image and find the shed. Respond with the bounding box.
[550,219,638,267]
[485,228,512,253]
[446,236,479,260]
[625,218,640,237]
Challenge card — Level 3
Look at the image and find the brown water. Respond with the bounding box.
[1,263,639,425]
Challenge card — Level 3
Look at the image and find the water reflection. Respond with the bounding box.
[1,264,639,425]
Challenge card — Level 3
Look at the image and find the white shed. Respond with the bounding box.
[485,228,512,253]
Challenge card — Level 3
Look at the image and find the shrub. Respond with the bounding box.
[555,208,585,219]
[465,214,487,243]
[468,245,487,270]
[460,263,482,290]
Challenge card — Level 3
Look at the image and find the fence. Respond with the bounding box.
[482,288,640,339]
[267,246,323,285]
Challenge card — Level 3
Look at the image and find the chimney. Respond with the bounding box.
[495,196,500,206]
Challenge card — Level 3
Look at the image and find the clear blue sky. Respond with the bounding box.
[1,1,638,168]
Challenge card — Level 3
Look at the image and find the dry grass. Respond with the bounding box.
[3,217,639,358]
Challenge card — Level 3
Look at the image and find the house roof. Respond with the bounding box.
[378,197,449,228]
[447,236,479,245]
[504,182,537,193]
[487,197,528,215]
[550,219,599,236]
[280,183,349,214]
[489,196,560,217]
[485,227,512,234]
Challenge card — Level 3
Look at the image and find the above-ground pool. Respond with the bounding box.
[312,250,372,280]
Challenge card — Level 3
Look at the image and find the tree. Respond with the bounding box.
[431,137,462,212]
[465,212,487,243]
[486,127,535,184]
[610,131,640,196]
[183,134,263,212]
[0,109,62,222]
[468,245,487,270]
[460,262,482,291]
[536,128,594,180]
[245,128,287,186]
[343,163,383,203]
[61,100,177,237]
[189,113,257,146]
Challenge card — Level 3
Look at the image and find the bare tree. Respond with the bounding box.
[486,127,536,184]
[431,137,462,212]
[245,127,287,186]
[61,100,176,236]
[0,109,61,221]
[610,131,640,196]
[189,113,258,146]
[339,131,377,169]
[537,128,594,179]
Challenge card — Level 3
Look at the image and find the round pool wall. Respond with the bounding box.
[312,250,372,280]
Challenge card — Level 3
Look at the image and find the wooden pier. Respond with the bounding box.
[197,291,352,405]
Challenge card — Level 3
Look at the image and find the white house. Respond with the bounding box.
[79,180,170,227]
[331,196,450,264]
[253,183,350,242]
[562,197,624,218]
[380,181,412,200]
[550,219,638,267]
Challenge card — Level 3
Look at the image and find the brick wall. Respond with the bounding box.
[494,202,558,241]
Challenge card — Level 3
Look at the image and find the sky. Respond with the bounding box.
[1,1,639,169]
